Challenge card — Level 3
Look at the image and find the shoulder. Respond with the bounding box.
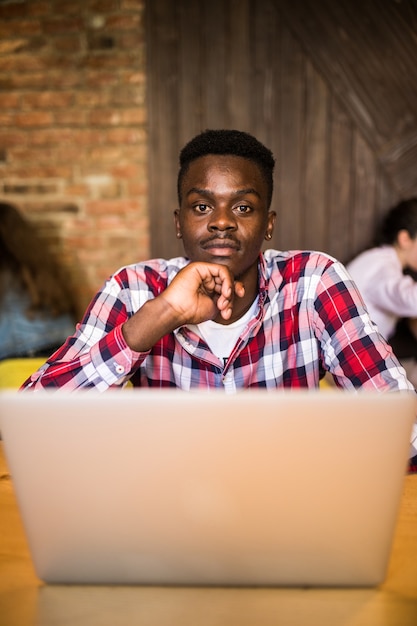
[347,246,396,269]
[109,257,189,294]
[263,248,340,278]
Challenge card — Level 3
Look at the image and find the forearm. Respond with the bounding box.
[316,261,415,392]
[20,326,145,392]
[121,297,181,352]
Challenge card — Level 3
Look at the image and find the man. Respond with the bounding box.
[22,129,415,398]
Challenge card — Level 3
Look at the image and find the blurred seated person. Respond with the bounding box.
[0,202,76,360]
[347,198,417,388]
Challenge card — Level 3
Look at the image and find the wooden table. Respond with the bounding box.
[1,442,416,626]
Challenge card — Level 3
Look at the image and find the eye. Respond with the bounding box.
[194,203,210,214]
[235,204,252,214]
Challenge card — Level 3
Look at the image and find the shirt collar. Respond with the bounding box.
[257,252,268,307]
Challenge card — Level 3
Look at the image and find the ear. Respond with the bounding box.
[265,210,276,241]
[397,229,413,249]
[173,210,182,238]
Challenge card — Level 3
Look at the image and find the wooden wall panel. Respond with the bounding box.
[303,61,328,253]
[327,97,354,263]
[146,0,181,257]
[146,0,414,265]
[350,134,377,260]
[280,0,417,198]
[276,25,305,251]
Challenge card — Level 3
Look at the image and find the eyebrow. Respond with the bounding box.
[186,187,261,199]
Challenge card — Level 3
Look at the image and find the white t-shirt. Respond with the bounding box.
[346,245,417,339]
[187,296,259,362]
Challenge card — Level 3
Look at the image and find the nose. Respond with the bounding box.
[207,207,237,232]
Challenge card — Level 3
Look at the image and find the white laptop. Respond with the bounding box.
[0,389,415,587]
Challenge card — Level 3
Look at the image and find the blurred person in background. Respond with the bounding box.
[0,202,76,360]
[347,198,417,388]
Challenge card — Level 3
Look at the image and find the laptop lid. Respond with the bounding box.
[0,389,415,587]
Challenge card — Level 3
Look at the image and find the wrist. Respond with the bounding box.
[122,297,181,352]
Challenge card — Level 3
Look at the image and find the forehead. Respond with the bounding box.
[181,154,266,192]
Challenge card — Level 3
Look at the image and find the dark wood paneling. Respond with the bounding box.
[327,96,354,262]
[280,0,417,197]
[146,0,415,265]
[276,24,305,251]
[145,0,182,257]
[351,134,377,258]
[303,61,328,253]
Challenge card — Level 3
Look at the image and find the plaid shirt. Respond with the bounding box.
[21,249,417,460]
[22,248,414,389]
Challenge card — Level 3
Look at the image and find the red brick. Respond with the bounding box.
[0,130,27,146]
[54,111,88,126]
[0,54,48,73]
[105,15,142,30]
[52,34,83,53]
[65,183,91,197]
[120,108,146,125]
[0,1,48,18]
[8,145,82,164]
[88,107,144,126]
[42,17,83,34]
[15,111,54,127]
[108,84,145,106]
[89,0,120,13]
[84,70,120,88]
[75,91,111,107]
[121,70,146,85]
[84,52,138,71]
[127,180,149,197]
[120,0,146,11]
[7,70,82,89]
[0,113,15,126]
[21,91,74,110]
[3,163,72,177]
[86,199,142,216]
[110,163,142,179]
[106,127,146,145]
[85,146,127,163]
[0,21,42,38]
[29,128,104,147]
[88,109,123,126]
[0,93,20,108]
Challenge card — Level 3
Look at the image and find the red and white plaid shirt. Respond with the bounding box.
[21,249,417,464]
[21,249,414,391]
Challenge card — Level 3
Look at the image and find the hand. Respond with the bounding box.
[160,262,245,325]
[122,262,245,352]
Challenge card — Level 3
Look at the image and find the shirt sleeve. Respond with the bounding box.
[367,268,417,319]
[312,258,416,392]
[20,272,148,392]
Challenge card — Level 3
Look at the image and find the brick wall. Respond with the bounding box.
[0,0,148,316]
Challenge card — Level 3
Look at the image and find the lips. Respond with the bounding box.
[201,237,240,251]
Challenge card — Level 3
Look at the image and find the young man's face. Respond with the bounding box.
[174,154,275,281]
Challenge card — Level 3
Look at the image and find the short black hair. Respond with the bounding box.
[378,198,417,245]
[177,129,275,207]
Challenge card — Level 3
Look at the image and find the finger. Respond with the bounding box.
[234,280,245,298]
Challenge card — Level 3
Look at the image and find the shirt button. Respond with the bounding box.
[115,364,125,374]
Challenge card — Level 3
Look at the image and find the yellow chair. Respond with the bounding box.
[0,358,46,390]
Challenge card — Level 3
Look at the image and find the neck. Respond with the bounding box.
[393,244,408,269]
